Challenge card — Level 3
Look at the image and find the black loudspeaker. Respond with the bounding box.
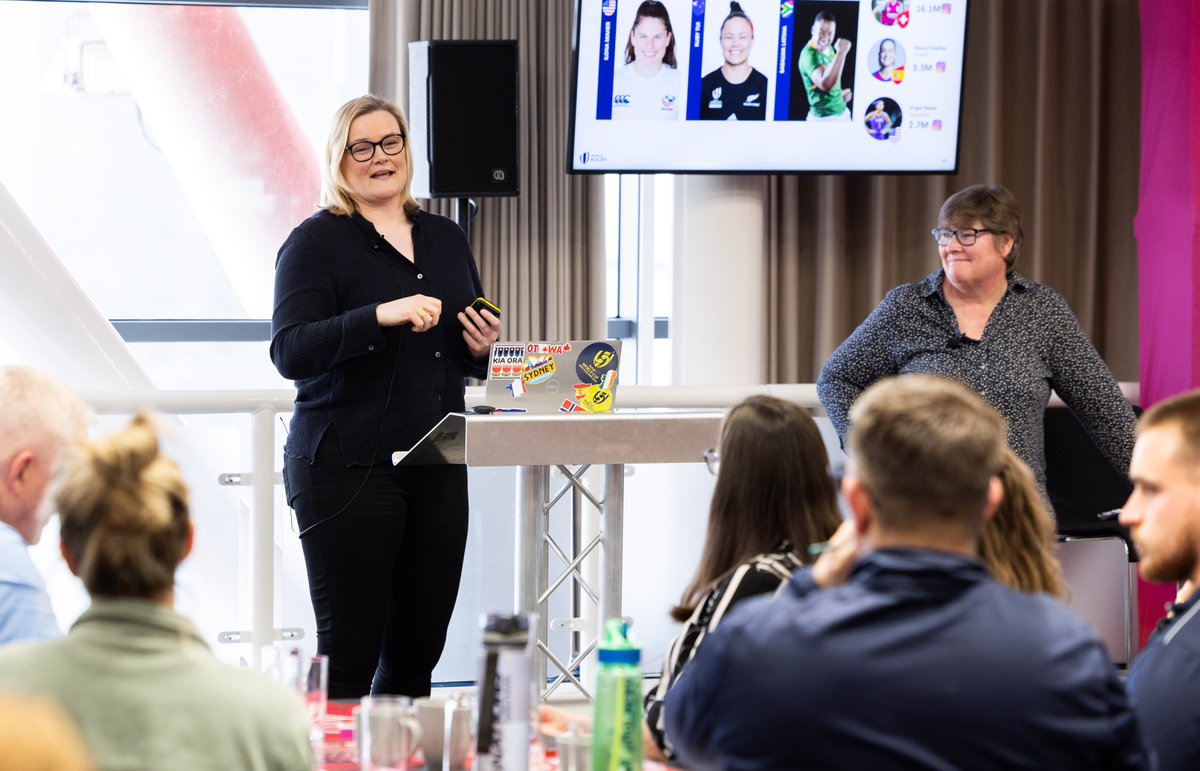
[408,40,519,199]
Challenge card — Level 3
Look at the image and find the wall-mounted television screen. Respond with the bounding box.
[567,0,970,174]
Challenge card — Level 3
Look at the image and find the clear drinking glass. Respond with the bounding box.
[260,645,328,743]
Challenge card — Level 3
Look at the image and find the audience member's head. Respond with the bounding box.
[845,374,1005,548]
[0,693,93,770]
[55,414,191,602]
[673,395,842,620]
[1120,389,1200,771]
[979,448,1064,595]
[1120,389,1200,587]
[0,367,91,545]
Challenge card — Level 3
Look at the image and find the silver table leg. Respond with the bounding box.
[598,464,624,629]
[516,465,549,696]
[514,462,625,702]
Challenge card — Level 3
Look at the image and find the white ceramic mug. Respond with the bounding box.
[416,694,474,769]
[356,695,423,770]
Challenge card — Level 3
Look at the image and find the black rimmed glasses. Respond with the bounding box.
[345,133,406,162]
[703,448,720,476]
[931,227,994,247]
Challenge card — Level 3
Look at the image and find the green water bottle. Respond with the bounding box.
[591,619,642,771]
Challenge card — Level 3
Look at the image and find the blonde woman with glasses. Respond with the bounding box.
[271,95,501,699]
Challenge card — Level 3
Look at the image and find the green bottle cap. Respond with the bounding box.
[597,618,640,665]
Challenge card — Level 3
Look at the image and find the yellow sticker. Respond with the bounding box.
[579,386,614,413]
[521,355,556,385]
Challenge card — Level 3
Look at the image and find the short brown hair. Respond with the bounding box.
[320,95,421,218]
[1139,389,1200,469]
[938,184,1024,275]
[848,374,1006,533]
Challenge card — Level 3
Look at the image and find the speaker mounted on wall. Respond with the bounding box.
[408,40,519,199]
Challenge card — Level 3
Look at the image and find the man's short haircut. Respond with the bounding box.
[848,374,1006,531]
[814,11,837,24]
[1138,389,1200,470]
[0,367,91,463]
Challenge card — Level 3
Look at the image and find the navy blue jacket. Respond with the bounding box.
[1127,592,1200,771]
[271,209,485,465]
[666,548,1145,770]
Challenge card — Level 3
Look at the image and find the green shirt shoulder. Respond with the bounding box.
[798,44,846,118]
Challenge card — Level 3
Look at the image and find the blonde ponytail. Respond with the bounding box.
[56,414,190,598]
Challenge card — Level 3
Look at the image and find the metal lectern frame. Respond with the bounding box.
[394,410,723,701]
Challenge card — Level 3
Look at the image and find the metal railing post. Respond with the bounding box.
[250,405,276,667]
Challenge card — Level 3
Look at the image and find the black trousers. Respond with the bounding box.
[283,430,469,699]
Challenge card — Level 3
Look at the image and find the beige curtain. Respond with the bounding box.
[768,0,1141,383]
[413,2,607,341]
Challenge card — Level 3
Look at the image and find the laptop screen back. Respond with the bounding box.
[484,340,622,414]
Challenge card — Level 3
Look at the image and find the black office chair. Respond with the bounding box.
[1043,404,1139,666]
[1044,405,1137,548]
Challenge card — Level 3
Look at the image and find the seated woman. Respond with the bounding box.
[541,395,843,762]
[0,415,313,771]
[979,448,1064,596]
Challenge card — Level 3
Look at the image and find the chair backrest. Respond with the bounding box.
[1043,405,1137,554]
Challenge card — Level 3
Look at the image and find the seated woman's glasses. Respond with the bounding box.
[930,227,993,246]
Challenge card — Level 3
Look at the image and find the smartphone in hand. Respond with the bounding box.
[471,297,502,319]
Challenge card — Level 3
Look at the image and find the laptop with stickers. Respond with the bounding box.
[484,340,622,414]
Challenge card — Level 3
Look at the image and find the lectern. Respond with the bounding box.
[395,410,723,699]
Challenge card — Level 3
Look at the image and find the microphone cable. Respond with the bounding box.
[295,336,403,539]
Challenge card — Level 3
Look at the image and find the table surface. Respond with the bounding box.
[394,410,725,467]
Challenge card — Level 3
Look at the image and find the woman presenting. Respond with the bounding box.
[271,95,501,699]
[817,184,1135,504]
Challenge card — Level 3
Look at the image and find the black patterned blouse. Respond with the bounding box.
[644,549,802,760]
[817,270,1136,500]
